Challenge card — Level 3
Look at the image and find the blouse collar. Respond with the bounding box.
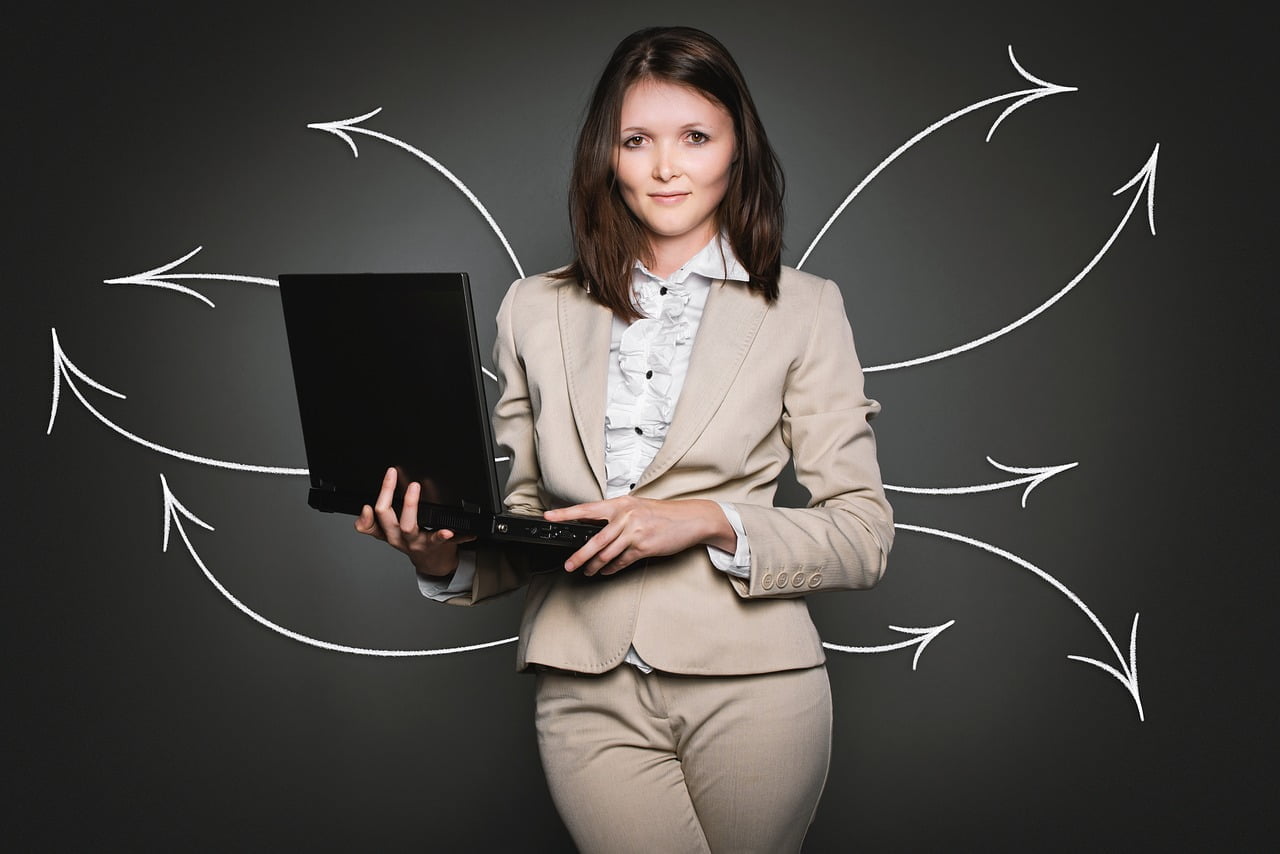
[633,233,752,286]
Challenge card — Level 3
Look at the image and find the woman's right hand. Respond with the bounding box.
[354,466,475,576]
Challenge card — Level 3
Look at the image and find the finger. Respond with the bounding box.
[399,481,422,537]
[373,466,398,514]
[374,501,405,548]
[354,505,385,540]
[441,531,478,546]
[355,505,372,532]
[584,534,631,576]
[563,524,619,573]
[545,501,610,523]
[599,548,639,576]
[418,529,477,551]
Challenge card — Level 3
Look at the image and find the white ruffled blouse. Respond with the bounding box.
[605,235,744,499]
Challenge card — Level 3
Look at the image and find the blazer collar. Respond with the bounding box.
[558,283,612,496]
[639,280,767,489]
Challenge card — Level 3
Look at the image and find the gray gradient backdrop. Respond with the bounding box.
[7,2,1273,851]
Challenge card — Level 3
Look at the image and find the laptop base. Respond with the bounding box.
[308,489,603,548]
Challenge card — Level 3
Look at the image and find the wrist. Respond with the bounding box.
[696,499,737,553]
[413,551,460,578]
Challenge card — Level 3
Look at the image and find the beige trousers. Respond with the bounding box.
[534,664,832,854]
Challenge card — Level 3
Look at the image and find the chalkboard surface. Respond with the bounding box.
[8,2,1273,850]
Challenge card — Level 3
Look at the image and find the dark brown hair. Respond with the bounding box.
[552,26,785,319]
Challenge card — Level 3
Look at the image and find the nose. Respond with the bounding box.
[652,142,680,181]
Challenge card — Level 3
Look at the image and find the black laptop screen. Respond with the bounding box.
[279,272,501,514]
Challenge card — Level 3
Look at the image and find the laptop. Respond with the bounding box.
[277,271,603,549]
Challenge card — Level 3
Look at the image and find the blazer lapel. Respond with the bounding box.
[558,284,612,497]
[636,281,768,489]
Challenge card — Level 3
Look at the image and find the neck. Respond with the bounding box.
[646,226,718,279]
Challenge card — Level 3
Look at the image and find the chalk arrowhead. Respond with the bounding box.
[985,45,1079,141]
[103,246,216,307]
[47,328,127,435]
[1112,143,1159,235]
[160,473,215,553]
[307,107,383,158]
[985,456,1080,507]
[888,620,957,670]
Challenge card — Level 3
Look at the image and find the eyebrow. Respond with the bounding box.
[619,122,717,134]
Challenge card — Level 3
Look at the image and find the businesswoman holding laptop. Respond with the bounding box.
[356,26,893,853]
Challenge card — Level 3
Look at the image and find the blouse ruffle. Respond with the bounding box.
[603,277,693,495]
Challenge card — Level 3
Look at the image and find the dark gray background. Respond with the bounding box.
[7,2,1273,850]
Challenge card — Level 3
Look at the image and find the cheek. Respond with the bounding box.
[614,156,645,195]
[700,146,734,185]
[702,157,734,203]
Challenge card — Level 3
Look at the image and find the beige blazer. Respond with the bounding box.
[449,265,894,676]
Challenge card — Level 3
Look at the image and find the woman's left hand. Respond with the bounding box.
[543,497,736,576]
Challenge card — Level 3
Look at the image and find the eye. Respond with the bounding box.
[687,131,709,144]
[622,135,646,149]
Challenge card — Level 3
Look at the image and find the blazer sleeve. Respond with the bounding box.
[729,278,894,599]
[439,278,542,606]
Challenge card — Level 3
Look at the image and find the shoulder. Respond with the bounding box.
[502,266,579,307]
[778,265,832,292]
[771,265,843,316]
[496,268,571,322]
[496,266,586,343]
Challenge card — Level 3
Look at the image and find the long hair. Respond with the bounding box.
[552,26,785,320]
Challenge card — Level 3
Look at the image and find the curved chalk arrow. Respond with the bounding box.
[159,472,951,664]
[823,620,956,670]
[160,474,517,657]
[308,107,525,279]
[897,521,1143,720]
[104,246,277,308]
[797,45,1077,270]
[866,144,1160,373]
[885,456,1078,508]
[47,328,308,476]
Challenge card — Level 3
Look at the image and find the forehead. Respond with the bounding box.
[619,79,731,127]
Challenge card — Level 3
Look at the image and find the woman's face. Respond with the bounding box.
[614,79,736,265]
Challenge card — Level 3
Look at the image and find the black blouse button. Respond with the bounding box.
[645,370,653,379]
[659,286,668,295]
[629,483,636,490]
[634,426,643,435]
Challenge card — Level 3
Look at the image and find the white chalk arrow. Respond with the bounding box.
[865,144,1160,373]
[105,244,508,391]
[104,246,278,308]
[885,456,1078,508]
[897,522,1143,720]
[160,474,518,657]
[798,45,1077,270]
[308,107,525,279]
[47,328,308,476]
[823,620,956,670]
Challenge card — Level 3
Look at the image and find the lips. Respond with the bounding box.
[649,192,690,204]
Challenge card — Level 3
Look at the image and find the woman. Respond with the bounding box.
[356,26,893,853]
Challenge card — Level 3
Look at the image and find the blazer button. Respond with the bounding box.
[776,572,789,588]
[761,573,774,590]
[807,573,823,589]
[792,572,806,588]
